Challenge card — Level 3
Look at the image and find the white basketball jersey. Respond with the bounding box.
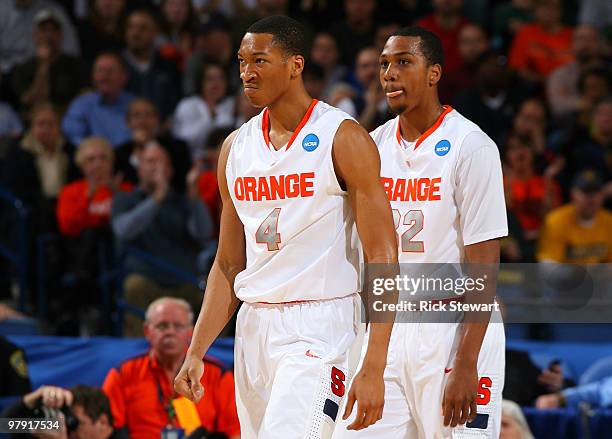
[227,100,360,303]
[371,106,508,264]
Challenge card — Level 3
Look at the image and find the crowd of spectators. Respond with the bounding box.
[0,0,609,324]
[0,0,611,435]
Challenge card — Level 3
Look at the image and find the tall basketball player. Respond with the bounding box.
[174,16,398,438]
[335,27,507,438]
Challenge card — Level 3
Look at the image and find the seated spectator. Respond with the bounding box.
[416,0,471,76]
[77,0,126,68]
[574,67,611,129]
[508,0,573,83]
[504,135,562,258]
[123,9,181,121]
[0,335,31,396]
[330,0,377,67]
[55,137,131,335]
[157,0,198,69]
[352,46,388,131]
[501,400,535,439]
[558,96,612,191]
[504,348,573,406]
[310,32,348,99]
[111,144,213,336]
[440,23,489,103]
[505,98,552,170]
[0,0,79,74]
[1,384,123,439]
[172,62,235,157]
[57,137,131,238]
[537,170,612,263]
[62,53,135,147]
[454,50,529,145]
[197,127,233,231]
[1,103,79,232]
[492,0,534,51]
[537,375,612,409]
[103,297,240,438]
[10,8,86,116]
[183,12,234,96]
[115,98,191,193]
[303,63,326,100]
[546,24,603,121]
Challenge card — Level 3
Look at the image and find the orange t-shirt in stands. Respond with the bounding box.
[56,180,132,237]
[102,352,240,439]
[509,24,573,78]
[505,175,562,233]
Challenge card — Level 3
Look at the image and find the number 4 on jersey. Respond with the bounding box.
[256,208,282,251]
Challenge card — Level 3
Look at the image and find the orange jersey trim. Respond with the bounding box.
[396,105,453,150]
[261,99,319,151]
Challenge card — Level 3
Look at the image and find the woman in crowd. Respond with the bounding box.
[172,62,235,158]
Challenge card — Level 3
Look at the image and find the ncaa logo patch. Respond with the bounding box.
[434,139,451,156]
[302,133,319,152]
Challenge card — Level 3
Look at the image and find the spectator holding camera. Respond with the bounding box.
[1,384,124,439]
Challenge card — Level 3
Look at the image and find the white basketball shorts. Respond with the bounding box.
[334,305,505,439]
[235,294,363,439]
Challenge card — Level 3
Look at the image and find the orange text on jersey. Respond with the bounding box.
[234,173,315,201]
[381,177,442,202]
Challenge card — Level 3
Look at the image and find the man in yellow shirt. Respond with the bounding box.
[538,170,612,263]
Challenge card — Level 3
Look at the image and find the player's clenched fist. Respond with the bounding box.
[343,367,385,431]
[174,354,205,402]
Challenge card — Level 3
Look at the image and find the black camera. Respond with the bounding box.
[33,397,80,432]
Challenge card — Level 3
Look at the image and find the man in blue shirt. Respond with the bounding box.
[62,52,134,147]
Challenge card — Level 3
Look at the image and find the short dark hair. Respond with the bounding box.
[390,26,444,67]
[71,385,113,425]
[246,15,308,58]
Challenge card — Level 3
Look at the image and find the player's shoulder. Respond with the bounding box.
[311,99,356,127]
[369,117,398,145]
[447,109,499,157]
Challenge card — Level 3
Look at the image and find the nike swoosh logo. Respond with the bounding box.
[444,368,453,374]
[305,349,321,359]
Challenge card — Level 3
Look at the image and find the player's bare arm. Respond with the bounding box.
[332,119,398,431]
[443,238,500,428]
[174,130,245,402]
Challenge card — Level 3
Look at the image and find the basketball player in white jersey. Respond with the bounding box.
[335,27,507,438]
[174,16,399,438]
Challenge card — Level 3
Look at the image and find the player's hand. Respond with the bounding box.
[342,366,385,431]
[174,354,205,402]
[442,362,478,428]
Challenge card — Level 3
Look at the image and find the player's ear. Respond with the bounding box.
[291,54,305,78]
[429,64,442,87]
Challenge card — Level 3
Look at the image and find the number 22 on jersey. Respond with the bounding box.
[393,209,425,253]
[256,208,282,251]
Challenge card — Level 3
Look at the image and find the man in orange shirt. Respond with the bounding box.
[509,0,574,82]
[103,297,240,439]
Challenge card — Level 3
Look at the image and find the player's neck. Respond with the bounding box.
[267,88,314,135]
[398,99,444,143]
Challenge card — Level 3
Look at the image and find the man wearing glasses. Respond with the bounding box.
[102,297,240,438]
